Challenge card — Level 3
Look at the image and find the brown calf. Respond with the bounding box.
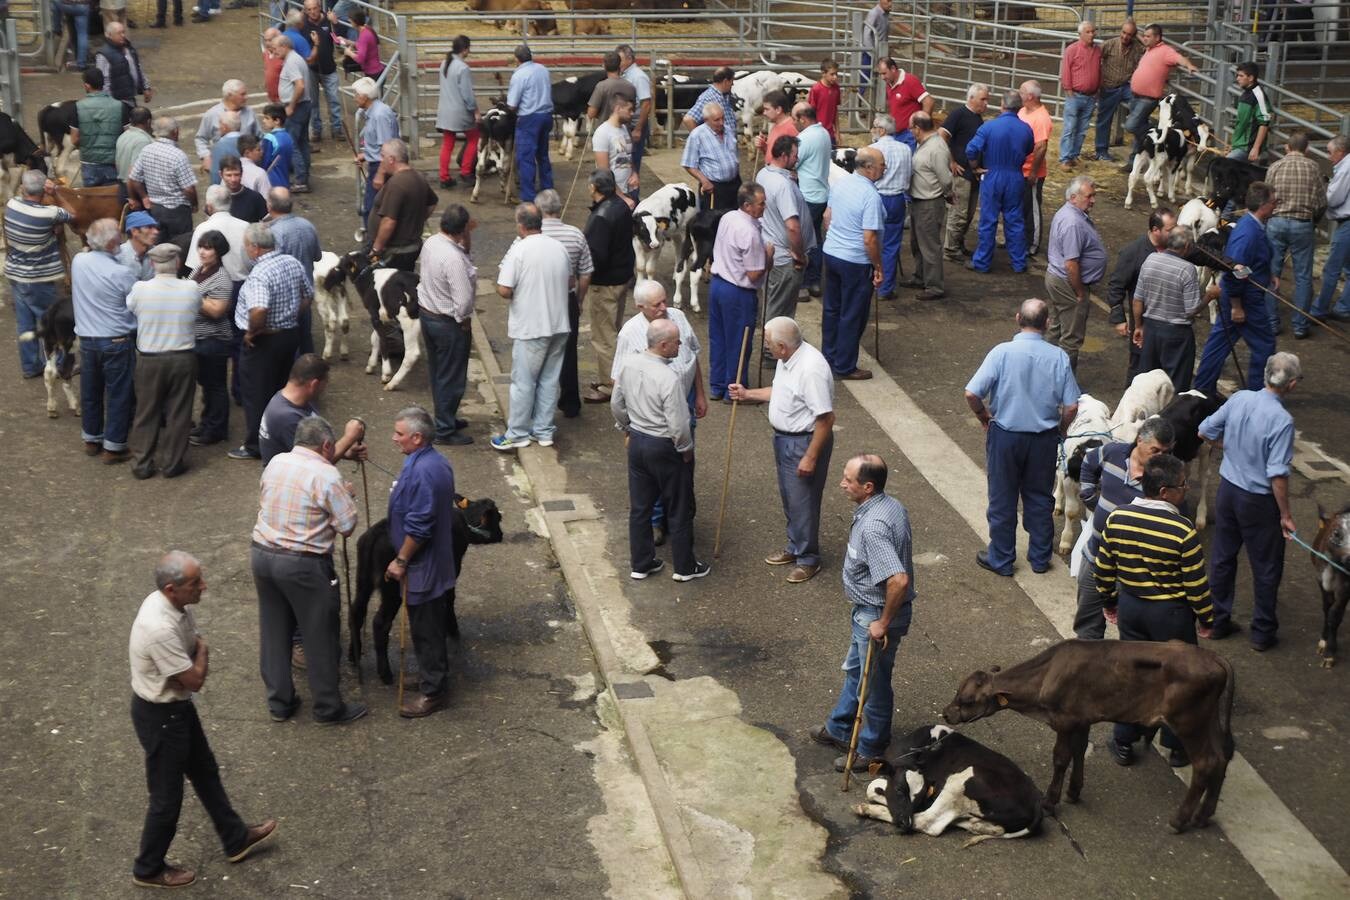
[943,640,1235,833]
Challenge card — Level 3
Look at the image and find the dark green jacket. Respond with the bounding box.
[76,93,128,165]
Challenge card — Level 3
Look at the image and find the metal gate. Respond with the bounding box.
[1,18,22,122]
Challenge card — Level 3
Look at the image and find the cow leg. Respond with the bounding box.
[371,583,401,685]
[1066,726,1090,803]
[1319,585,1349,668]
[1193,443,1212,529]
[671,252,688,309]
[366,329,381,375]
[42,356,60,418]
[911,787,965,837]
[62,374,78,414]
[1043,729,1075,812]
[854,801,896,825]
[1168,737,1211,833]
[316,294,336,360]
[471,143,487,204]
[687,259,704,314]
[1124,157,1144,208]
[383,315,422,391]
[1191,749,1229,828]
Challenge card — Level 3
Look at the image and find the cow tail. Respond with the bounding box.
[1218,654,1237,760]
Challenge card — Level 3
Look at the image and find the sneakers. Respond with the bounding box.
[315,702,368,726]
[630,559,665,580]
[672,561,712,582]
[532,434,555,448]
[489,434,530,451]
[227,445,260,461]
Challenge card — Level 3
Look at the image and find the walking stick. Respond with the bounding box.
[755,280,768,388]
[872,287,880,364]
[713,326,752,559]
[842,635,884,791]
[396,577,409,711]
[359,459,372,526]
[561,137,594,218]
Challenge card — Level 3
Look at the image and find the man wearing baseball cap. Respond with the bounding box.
[119,210,161,281]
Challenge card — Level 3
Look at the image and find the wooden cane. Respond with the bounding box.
[842,636,881,791]
[755,279,768,389]
[396,577,409,711]
[872,287,880,363]
[561,135,593,218]
[359,459,372,526]
[712,326,752,559]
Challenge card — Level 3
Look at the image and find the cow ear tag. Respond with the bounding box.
[926,785,937,798]
[997,695,1009,707]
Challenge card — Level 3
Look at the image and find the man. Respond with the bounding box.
[302,0,343,146]
[612,317,708,582]
[128,116,198,244]
[1314,134,1350,322]
[1229,62,1272,162]
[907,112,952,302]
[205,111,243,186]
[368,139,437,272]
[1265,131,1323,338]
[252,415,366,724]
[73,68,127,187]
[236,134,274,198]
[1106,206,1175,385]
[613,280,706,420]
[119,211,161,280]
[261,105,295,190]
[728,317,835,585]
[681,102,740,212]
[617,44,653,174]
[1074,416,1176,639]
[258,354,366,465]
[582,170,635,404]
[754,90,797,158]
[1058,21,1100,171]
[506,44,554,203]
[1133,225,1206,392]
[1094,453,1214,767]
[352,77,399,232]
[128,551,276,889]
[1194,182,1278,394]
[681,66,737,136]
[1044,175,1106,371]
[869,113,911,302]
[811,453,913,772]
[965,91,1034,274]
[193,79,259,176]
[4,171,76,378]
[71,218,139,463]
[593,95,639,201]
[1018,80,1052,257]
[127,244,200,480]
[940,82,988,262]
[266,186,322,355]
[281,8,313,60]
[1124,23,1198,171]
[96,22,152,108]
[875,57,932,151]
[385,406,459,717]
[808,59,841,144]
[964,298,1080,577]
[757,135,813,324]
[794,103,831,298]
[1199,352,1299,651]
[491,203,571,451]
[821,146,884,381]
[1094,18,1143,163]
[231,222,312,461]
[220,155,269,224]
[707,183,768,399]
[273,34,312,193]
[536,189,593,419]
[586,50,637,126]
[419,204,480,445]
[262,27,284,104]
[859,0,891,97]
[116,106,154,201]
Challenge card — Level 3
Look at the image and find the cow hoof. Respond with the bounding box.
[1316,639,1327,656]
[1190,815,1212,829]
[1041,800,1059,818]
[47,409,59,419]
[852,803,870,817]
[1168,819,1188,834]
[340,352,350,361]
[382,382,398,392]
[365,366,376,375]
[1320,656,1336,669]
[1066,791,1081,805]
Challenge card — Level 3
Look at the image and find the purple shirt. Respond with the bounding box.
[1046,203,1107,284]
[710,209,766,289]
[388,446,458,606]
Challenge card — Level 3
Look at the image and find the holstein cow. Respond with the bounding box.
[465,0,558,35]
[1054,394,1113,556]
[550,70,606,160]
[1107,368,1174,444]
[0,112,48,217]
[944,640,1236,833]
[17,291,79,418]
[1151,390,1224,529]
[653,72,704,133]
[631,183,698,281]
[832,146,859,173]
[671,206,728,311]
[337,252,424,389]
[1205,156,1266,211]
[1312,505,1350,668]
[855,725,1044,848]
[38,100,82,186]
[313,250,356,361]
[472,102,517,204]
[730,70,786,139]
[349,498,505,684]
[1124,94,1211,209]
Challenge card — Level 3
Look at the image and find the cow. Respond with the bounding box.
[854,725,1044,848]
[348,497,505,685]
[631,183,698,281]
[1054,394,1113,556]
[465,0,558,35]
[17,290,79,419]
[832,146,858,174]
[730,70,785,137]
[1124,94,1210,209]
[550,71,606,160]
[0,112,48,222]
[1150,390,1224,529]
[1312,505,1350,669]
[38,100,82,186]
[48,184,126,245]
[671,206,728,312]
[653,72,704,132]
[1107,368,1174,444]
[828,159,850,187]
[472,102,517,204]
[944,640,1236,834]
[778,71,815,102]
[337,252,424,389]
[1205,156,1266,211]
[313,250,356,361]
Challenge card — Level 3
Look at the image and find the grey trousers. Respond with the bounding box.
[251,545,345,721]
[130,350,196,477]
[944,176,977,257]
[1074,547,1107,639]
[765,263,803,323]
[774,430,833,568]
[909,197,947,291]
[1044,272,1092,369]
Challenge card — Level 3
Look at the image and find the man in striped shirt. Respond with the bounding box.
[1132,225,1205,392]
[128,116,199,243]
[4,170,77,378]
[681,67,737,137]
[1094,453,1214,767]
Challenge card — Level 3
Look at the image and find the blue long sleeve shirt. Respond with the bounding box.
[965,110,1034,173]
[1220,212,1273,303]
[388,446,458,606]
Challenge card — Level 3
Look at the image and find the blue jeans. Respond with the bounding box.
[505,333,567,441]
[1314,219,1350,318]
[197,0,220,13]
[878,192,907,295]
[804,199,826,290]
[56,2,89,66]
[972,169,1027,272]
[11,280,57,376]
[1194,290,1274,394]
[893,129,916,152]
[984,423,1058,573]
[1124,95,1160,167]
[774,430,832,567]
[360,166,378,226]
[284,100,312,185]
[420,311,471,440]
[80,334,136,451]
[194,338,231,442]
[706,275,757,396]
[1266,216,1315,333]
[825,605,904,759]
[81,161,119,187]
[1060,92,1095,162]
[1095,83,1132,157]
[630,122,650,173]
[515,112,554,203]
[308,69,344,139]
[821,254,872,376]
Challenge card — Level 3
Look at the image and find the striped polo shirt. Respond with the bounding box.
[1078,441,1143,564]
[1093,498,1213,622]
[127,275,203,353]
[3,198,74,282]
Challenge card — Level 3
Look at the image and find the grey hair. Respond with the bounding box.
[764,315,802,348]
[285,8,303,27]
[244,221,276,250]
[1329,135,1349,155]
[1020,80,1042,100]
[966,82,990,101]
[1136,415,1176,448]
[20,169,47,196]
[154,550,201,591]
[872,113,896,132]
[86,218,122,252]
[514,202,543,231]
[535,188,563,216]
[1002,90,1022,110]
[381,138,410,163]
[267,187,294,213]
[204,183,231,212]
[293,414,336,449]
[702,101,724,119]
[1065,174,1095,201]
[1264,351,1302,388]
[1018,297,1049,330]
[394,405,435,440]
[151,248,181,275]
[151,116,178,138]
[1166,224,1195,253]
[219,109,241,133]
[222,78,245,97]
[273,34,294,52]
[353,77,379,99]
[647,317,679,347]
[1077,20,1096,34]
[633,279,666,308]
[589,168,617,194]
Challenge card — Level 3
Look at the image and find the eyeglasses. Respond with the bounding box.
[1164,482,1189,492]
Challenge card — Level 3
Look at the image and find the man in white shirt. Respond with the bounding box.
[418,204,478,446]
[593,95,639,201]
[186,184,251,287]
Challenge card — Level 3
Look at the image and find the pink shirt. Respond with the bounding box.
[710,209,766,289]
[1060,41,1102,95]
[1019,106,1052,178]
[766,119,798,157]
[353,27,384,77]
[1130,44,1183,99]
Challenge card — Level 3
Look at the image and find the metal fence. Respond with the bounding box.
[1,18,24,122]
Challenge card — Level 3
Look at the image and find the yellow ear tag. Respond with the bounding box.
[997,695,1009,707]
[926,785,937,798]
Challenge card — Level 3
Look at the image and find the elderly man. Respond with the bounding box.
[1044,175,1107,371]
[116,106,154,201]
[507,44,554,203]
[4,171,76,378]
[1199,352,1301,651]
[811,453,914,772]
[1133,225,1206,392]
[612,317,708,582]
[1106,206,1175,385]
[535,189,593,418]
[907,111,952,301]
[273,34,312,193]
[1058,21,1100,171]
[869,113,911,302]
[940,82,988,262]
[1315,135,1350,322]
[964,299,1080,577]
[385,406,459,717]
[729,317,835,584]
[119,210,161,280]
[302,0,344,146]
[231,223,312,461]
[822,146,884,381]
[186,185,249,288]
[194,79,259,176]
[617,44,653,173]
[1265,131,1323,338]
[204,111,243,187]
[252,415,366,724]
[96,22,152,107]
[266,187,322,355]
[582,170,636,404]
[757,135,813,325]
[681,102,740,212]
[353,77,399,232]
[72,218,139,462]
[72,68,127,188]
[368,139,437,272]
[128,116,198,244]
[127,243,201,480]
[1094,19,1143,162]
[707,183,768,400]
[794,103,831,298]
[965,91,1034,274]
[1018,80,1052,257]
[418,205,479,445]
[876,56,932,151]
[220,155,268,224]
[128,551,276,890]
[1124,23,1198,171]
[491,203,572,451]
[681,66,737,136]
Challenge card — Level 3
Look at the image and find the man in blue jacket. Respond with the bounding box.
[385,406,458,718]
[964,91,1034,275]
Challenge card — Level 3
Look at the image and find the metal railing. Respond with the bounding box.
[1,18,24,122]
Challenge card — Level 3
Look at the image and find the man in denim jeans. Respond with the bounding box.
[4,171,77,378]
[71,217,140,463]
[1058,21,1100,172]
[301,0,343,146]
[808,454,914,773]
[1093,19,1142,163]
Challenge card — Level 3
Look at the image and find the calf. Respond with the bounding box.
[38,100,82,185]
[832,146,858,174]
[1054,394,1113,556]
[18,291,79,418]
[944,640,1236,833]
[551,71,605,160]
[855,725,1044,848]
[1312,505,1350,669]
[730,70,785,138]
[1124,94,1208,209]
[672,206,728,312]
[777,71,815,103]
[348,497,505,684]
[653,73,703,132]
[339,252,424,389]
[1107,368,1174,444]
[631,183,698,281]
[48,184,126,245]
[1150,390,1223,528]
[313,250,355,361]
[1206,156,1266,211]
[472,102,517,204]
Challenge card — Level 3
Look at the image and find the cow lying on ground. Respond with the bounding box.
[1107,368,1174,444]
[1054,394,1113,556]
[473,102,517,204]
[944,640,1236,833]
[314,250,355,361]
[672,207,728,311]
[1312,505,1350,668]
[18,290,79,418]
[631,183,698,281]
[1151,390,1224,529]
[1124,94,1210,209]
[855,725,1044,848]
[38,100,82,186]
[551,71,606,160]
[349,497,505,684]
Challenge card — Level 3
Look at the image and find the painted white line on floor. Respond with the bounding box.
[152,91,270,115]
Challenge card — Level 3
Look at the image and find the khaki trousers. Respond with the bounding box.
[588,281,630,385]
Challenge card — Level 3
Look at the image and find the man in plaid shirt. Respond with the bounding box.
[251,414,366,725]
[1264,131,1326,337]
[128,115,198,244]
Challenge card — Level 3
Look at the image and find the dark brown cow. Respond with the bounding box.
[1312,506,1350,668]
[943,640,1235,833]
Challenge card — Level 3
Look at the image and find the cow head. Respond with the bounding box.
[833,147,858,173]
[632,211,667,249]
[1314,505,1350,570]
[942,668,1010,725]
[455,495,504,545]
[862,774,917,833]
[1065,439,1104,482]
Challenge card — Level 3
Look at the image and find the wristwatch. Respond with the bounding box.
[394,557,408,567]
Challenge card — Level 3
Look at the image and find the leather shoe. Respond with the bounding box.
[315,702,368,726]
[964,261,989,273]
[916,289,946,301]
[898,277,924,289]
[454,417,469,430]
[786,564,820,584]
[269,700,301,723]
[133,866,195,888]
[834,753,884,773]
[434,432,473,446]
[764,550,796,566]
[227,819,277,862]
[132,466,156,480]
[1204,620,1241,640]
[101,449,130,464]
[840,368,872,381]
[1109,738,1135,767]
[976,549,1012,577]
[84,441,101,457]
[809,726,849,752]
[400,692,448,718]
[162,462,189,478]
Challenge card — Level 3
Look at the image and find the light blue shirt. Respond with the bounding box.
[1328,154,1350,221]
[72,250,139,338]
[821,172,884,264]
[116,242,155,281]
[680,122,739,182]
[1198,388,1294,495]
[507,61,554,116]
[965,332,1080,432]
[621,63,652,129]
[871,135,912,196]
[268,214,322,288]
[796,122,832,204]
[358,99,399,162]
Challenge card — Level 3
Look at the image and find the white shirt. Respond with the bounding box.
[592,121,634,191]
[128,591,197,704]
[418,233,477,321]
[611,307,701,393]
[241,158,272,197]
[768,341,834,433]
[186,211,252,282]
[497,232,571,340]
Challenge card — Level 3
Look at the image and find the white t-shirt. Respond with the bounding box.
[769,341,835,433]
[496,232,571,340]
[128,591,197,704]
[592,121,634,191]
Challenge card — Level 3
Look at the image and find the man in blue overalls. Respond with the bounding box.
[964,91,1034,275]
[506,43,555,203]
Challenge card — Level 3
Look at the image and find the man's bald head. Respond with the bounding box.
[854,147,885,182]
[1017,298,1050,331]
[647,317,681,358]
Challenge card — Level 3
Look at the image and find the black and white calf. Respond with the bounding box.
[472,102,517,204]
[832,146,858,174]
[653,72,703,132]
[672,207,729,312]
[855,726,1044,848]
[1150,390,1224,529]
[1054,394,1113,556]
[1124,94,1211,209]
[338,252,424,390]
[18,291,79,418]
[1205,156,1266,211]
[37,100,82,185]
[631,183,699,282]
[730,70,785,137]
[551,70,605,160]
[314,251,356,361]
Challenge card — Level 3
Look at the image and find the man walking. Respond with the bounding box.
[821,146,885,380]
[1132,225,1206,392]
[965,91,1034,274]
[507,44,554,203]
[4,171,76,379]
[1264,131,1324,338]
[74,68,128,187]
[681,102,740,211]
[1106,206,1175,385]
[757,135,813,324]
[1018,80,1052,257]
[581,170,635,404]
[940,82,988,262]
[96,22,152,108]
[1094,19,1142,163]
[1044,175,1106,371]
[869,113,911,302]
[72,218,139,463]
[707,183,768,400]
[418,204,479,445]
[964,299,1080,577]
[1058,21,1100,171]
[1314,134,1350,323]
[907,112,952,301]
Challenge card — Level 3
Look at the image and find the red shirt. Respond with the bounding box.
[264,53,283,103]
[1060,40,1102,95]
[1131,44,1184,100]
[884,70,929,133]
[766,118,798,158]
[807,81,841,141]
